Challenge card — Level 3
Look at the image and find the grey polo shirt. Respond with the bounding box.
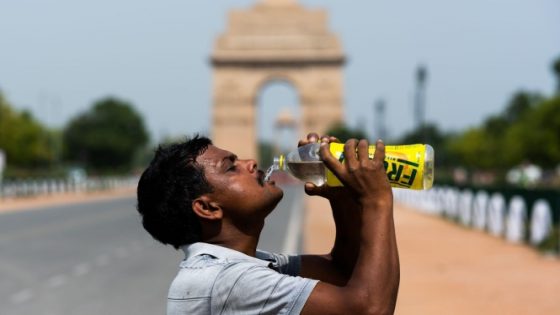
[167,242,318,315]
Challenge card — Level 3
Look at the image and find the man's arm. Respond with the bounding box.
[299,188,361,286]
[301,139,400,315]
[297,134,362,285]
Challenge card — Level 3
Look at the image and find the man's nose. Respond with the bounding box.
[243,159,258,172]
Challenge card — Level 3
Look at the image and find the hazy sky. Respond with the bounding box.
[1,0,559,144]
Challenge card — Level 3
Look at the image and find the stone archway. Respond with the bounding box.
[211,0,345,159]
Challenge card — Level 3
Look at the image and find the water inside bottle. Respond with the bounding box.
[287,161,326,186]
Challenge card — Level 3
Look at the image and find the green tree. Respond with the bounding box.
[504,96,560,168]
[399,123,444,145]
[553,55,560,93]
[0,93,57,169]
[449,127,498,169]
[398,123,458,169]
[502,91,543,123]
[63,97,149,173]
[447,90,544,171]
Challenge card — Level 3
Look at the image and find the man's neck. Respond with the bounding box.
[202,221,263,257]
[205,234,260,256]
[202,220,264,257]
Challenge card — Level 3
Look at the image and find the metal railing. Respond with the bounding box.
[394,185,560,254]
[0,176,138,200]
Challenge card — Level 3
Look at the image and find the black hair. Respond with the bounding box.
[136,135,213,249]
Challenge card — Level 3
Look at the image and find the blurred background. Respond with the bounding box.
[0,0,559,314]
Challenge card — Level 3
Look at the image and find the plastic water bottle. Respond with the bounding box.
[265,142,434,190]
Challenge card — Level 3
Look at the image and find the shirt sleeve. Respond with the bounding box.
[211,261,318,315]
[256,250,302,276]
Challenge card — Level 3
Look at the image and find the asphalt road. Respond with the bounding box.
[0,185,304,315]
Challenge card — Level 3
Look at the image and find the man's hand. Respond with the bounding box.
[298,133,353,201]
[319,138,392,207]
[301,138,399,315]
[299,134,382,286]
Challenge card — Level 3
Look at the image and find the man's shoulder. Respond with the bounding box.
[169,254,221,298]
[181,242,276,267]
[168,243,317,315]
[169,247,274,300]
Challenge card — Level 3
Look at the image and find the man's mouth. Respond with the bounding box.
[257,170,265,186]
[257,170,274,186]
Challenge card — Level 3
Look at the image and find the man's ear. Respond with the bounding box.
[192,195,223,220]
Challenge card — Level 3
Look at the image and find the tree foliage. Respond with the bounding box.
[399,123,445,145]
[0,93,57,169]
[446,90,553,170]
[448,127,499,169]
[553,55,560,93]
[398,123,457,168]
[63,97,149,173]
[504,96,560,168]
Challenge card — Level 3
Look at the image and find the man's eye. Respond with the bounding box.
[227,165,237,172]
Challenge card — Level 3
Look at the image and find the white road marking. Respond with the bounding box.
[282,191,303,255]
[46,274,67,288]
[95,254,110,266]
[9,245,142,304]
[0,209,128,244]
[72,263,91,277]
[6,232,150,307]
[10,288,34,304]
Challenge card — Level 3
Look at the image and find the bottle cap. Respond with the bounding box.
[423,144,434,189]
[273,155,285,169]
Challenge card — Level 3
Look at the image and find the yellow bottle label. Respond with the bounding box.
[326,143,428,189]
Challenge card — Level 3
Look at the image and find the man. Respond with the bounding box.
[136,133,399,314]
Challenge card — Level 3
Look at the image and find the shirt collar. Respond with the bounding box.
[181,242,271,267]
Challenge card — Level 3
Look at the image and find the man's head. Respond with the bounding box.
[136,135,283,249]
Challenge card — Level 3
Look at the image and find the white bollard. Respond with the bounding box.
[505,196,527,243]
[444,187,459,219]
[487,193,506,237]
[530,199,553,246]
[459,190,473,226]
[472,191,489,230]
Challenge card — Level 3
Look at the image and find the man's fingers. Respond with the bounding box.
[343,139,359,166]
[319,141,345,178]
[357,139,369,163]
[307,133,319,142]
[374,139,385,163]
[299,133,339,147]
[319,135,340,144]
[329,136,341,143]
[304,182,322,196]
[299,133,319,147]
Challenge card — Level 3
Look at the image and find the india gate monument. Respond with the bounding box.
[211,0,346,159]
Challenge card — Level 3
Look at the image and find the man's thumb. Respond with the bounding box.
[304,182,324,196]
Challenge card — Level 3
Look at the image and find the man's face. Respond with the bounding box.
[196,145,283,220]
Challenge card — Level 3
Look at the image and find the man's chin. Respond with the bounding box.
[263,187,284,214]
[267,184,283,199]
[262,179,282,192]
